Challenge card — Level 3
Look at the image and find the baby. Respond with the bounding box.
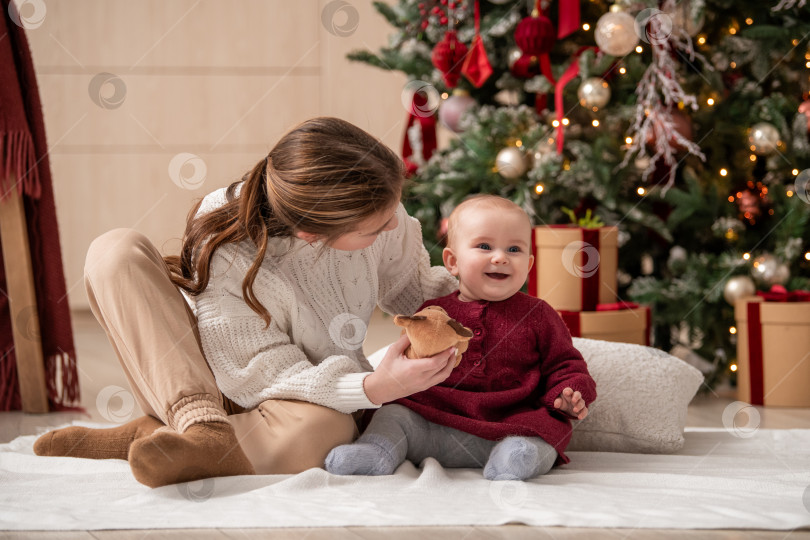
[326,195,596,481]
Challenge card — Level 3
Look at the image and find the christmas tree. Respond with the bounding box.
[350,0,810,389]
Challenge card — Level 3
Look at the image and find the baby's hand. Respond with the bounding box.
[553,387,588,420]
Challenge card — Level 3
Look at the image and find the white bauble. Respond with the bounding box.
[723,275,756,306]
[594,11,640,57]
[578,77,611,110]
[748,122,782,156]
[495,147,528,179]
[439,92,477,133]
[752,254,790,287]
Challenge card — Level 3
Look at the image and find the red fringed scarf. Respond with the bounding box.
[0,1,80,410]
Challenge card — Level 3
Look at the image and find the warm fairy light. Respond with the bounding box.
[441,92,449,99]
[552,120,560,127]
[806,61,810,69]
[720,168,728,176]
[592,119,600,127]
[619,67,627,74]
[728,195,735,202]
[697,36,706,45]
[707,98,715,106]
[535,183,545,194]
[730,363,738,372]
[729,326,737,335]
[806,52,810,60]
[794,39,800,46]
[625,136,633,144]
[750,145,757,152]
[563,160,571,171]
[743,252,751,260]
[805,252,810,261]
[729,27,737,34]
[749,154,757,162]
[582,23,590,31]
[745,18,753,25]
[730,62,737,68]
[637,187,646,196]
[562,118,570,126]
[787,189,794,197]
[736,191,743,198]
[515,140,523,147]
[769,208,774,215]
[635,45,643,53]
[793,168,800,175]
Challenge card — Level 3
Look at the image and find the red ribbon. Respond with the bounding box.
[746,302,765,406]
[756,288,810,302]
[401,94,437,176]
[554,46,597,154]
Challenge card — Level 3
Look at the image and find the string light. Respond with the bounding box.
[743,253,751,260]
[793,169,800,176]
[707,98,715,106]
[730,364,738,372]
[730,61,737,68]
[787,189,794,197]
[441,92,449,99]
[552,120,560,127]
[745,18,753,25]
[805,252,810,261]
[515,140,523,148]
[806,61,810,69]
[635,45,643,53]
[728,195,735,202]
[592,119,600,127]
[729,27,737,34]
[561,118,570,126]
[619,67,627,74]
[749,154,757,162]
[582,23,590,31]
[535,183,545,194]
[729,326,737,335]
[625,136,633,144]
[720,168,728,176]
[697,36,706,45]
[637,187,646,196]
[793,39,800,46]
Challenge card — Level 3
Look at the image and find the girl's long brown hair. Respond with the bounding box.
[164,117,405,326]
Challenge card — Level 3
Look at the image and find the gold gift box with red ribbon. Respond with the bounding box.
[529,225,618,312]
[734,292,810,408]
[558,302,651,346]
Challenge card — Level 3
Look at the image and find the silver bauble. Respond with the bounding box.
[438,92,477,133]
[752,254,791,287]
[723,275,756,306]
[748,122,782,156]
[577,77,611,110]
[495,147,528,179]
[507,46,523,70]
[594,11,640,57]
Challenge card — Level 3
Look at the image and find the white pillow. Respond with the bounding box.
[568,338,704,453]
[366,338,704,454]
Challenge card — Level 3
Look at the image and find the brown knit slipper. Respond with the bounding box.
[33,415,163,460]
[128,420,255,488]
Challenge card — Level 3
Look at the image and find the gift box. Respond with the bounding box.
[529,225,618,311]
[735,293,810,407]
[558,303,651,346]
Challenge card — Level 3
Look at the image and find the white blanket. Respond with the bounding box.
[1,425,809,531]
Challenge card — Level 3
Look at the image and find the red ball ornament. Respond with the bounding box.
[511,13,556,79]
[432,30,468,88]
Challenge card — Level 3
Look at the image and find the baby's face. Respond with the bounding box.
[443,206,534,302]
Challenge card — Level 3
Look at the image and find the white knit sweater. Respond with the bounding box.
[192,186,458,413]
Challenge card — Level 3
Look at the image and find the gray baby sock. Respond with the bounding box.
[483,436,557,481]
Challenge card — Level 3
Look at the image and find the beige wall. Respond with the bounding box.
[26,0,408,309]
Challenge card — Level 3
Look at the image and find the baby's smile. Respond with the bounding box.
[485,272,509,280]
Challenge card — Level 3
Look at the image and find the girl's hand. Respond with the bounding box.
[363,334,456,405]
[553,387,589,420]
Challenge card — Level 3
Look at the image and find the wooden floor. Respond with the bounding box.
[2,310,810,539]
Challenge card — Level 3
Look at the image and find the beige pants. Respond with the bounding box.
[84,228,358,474]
